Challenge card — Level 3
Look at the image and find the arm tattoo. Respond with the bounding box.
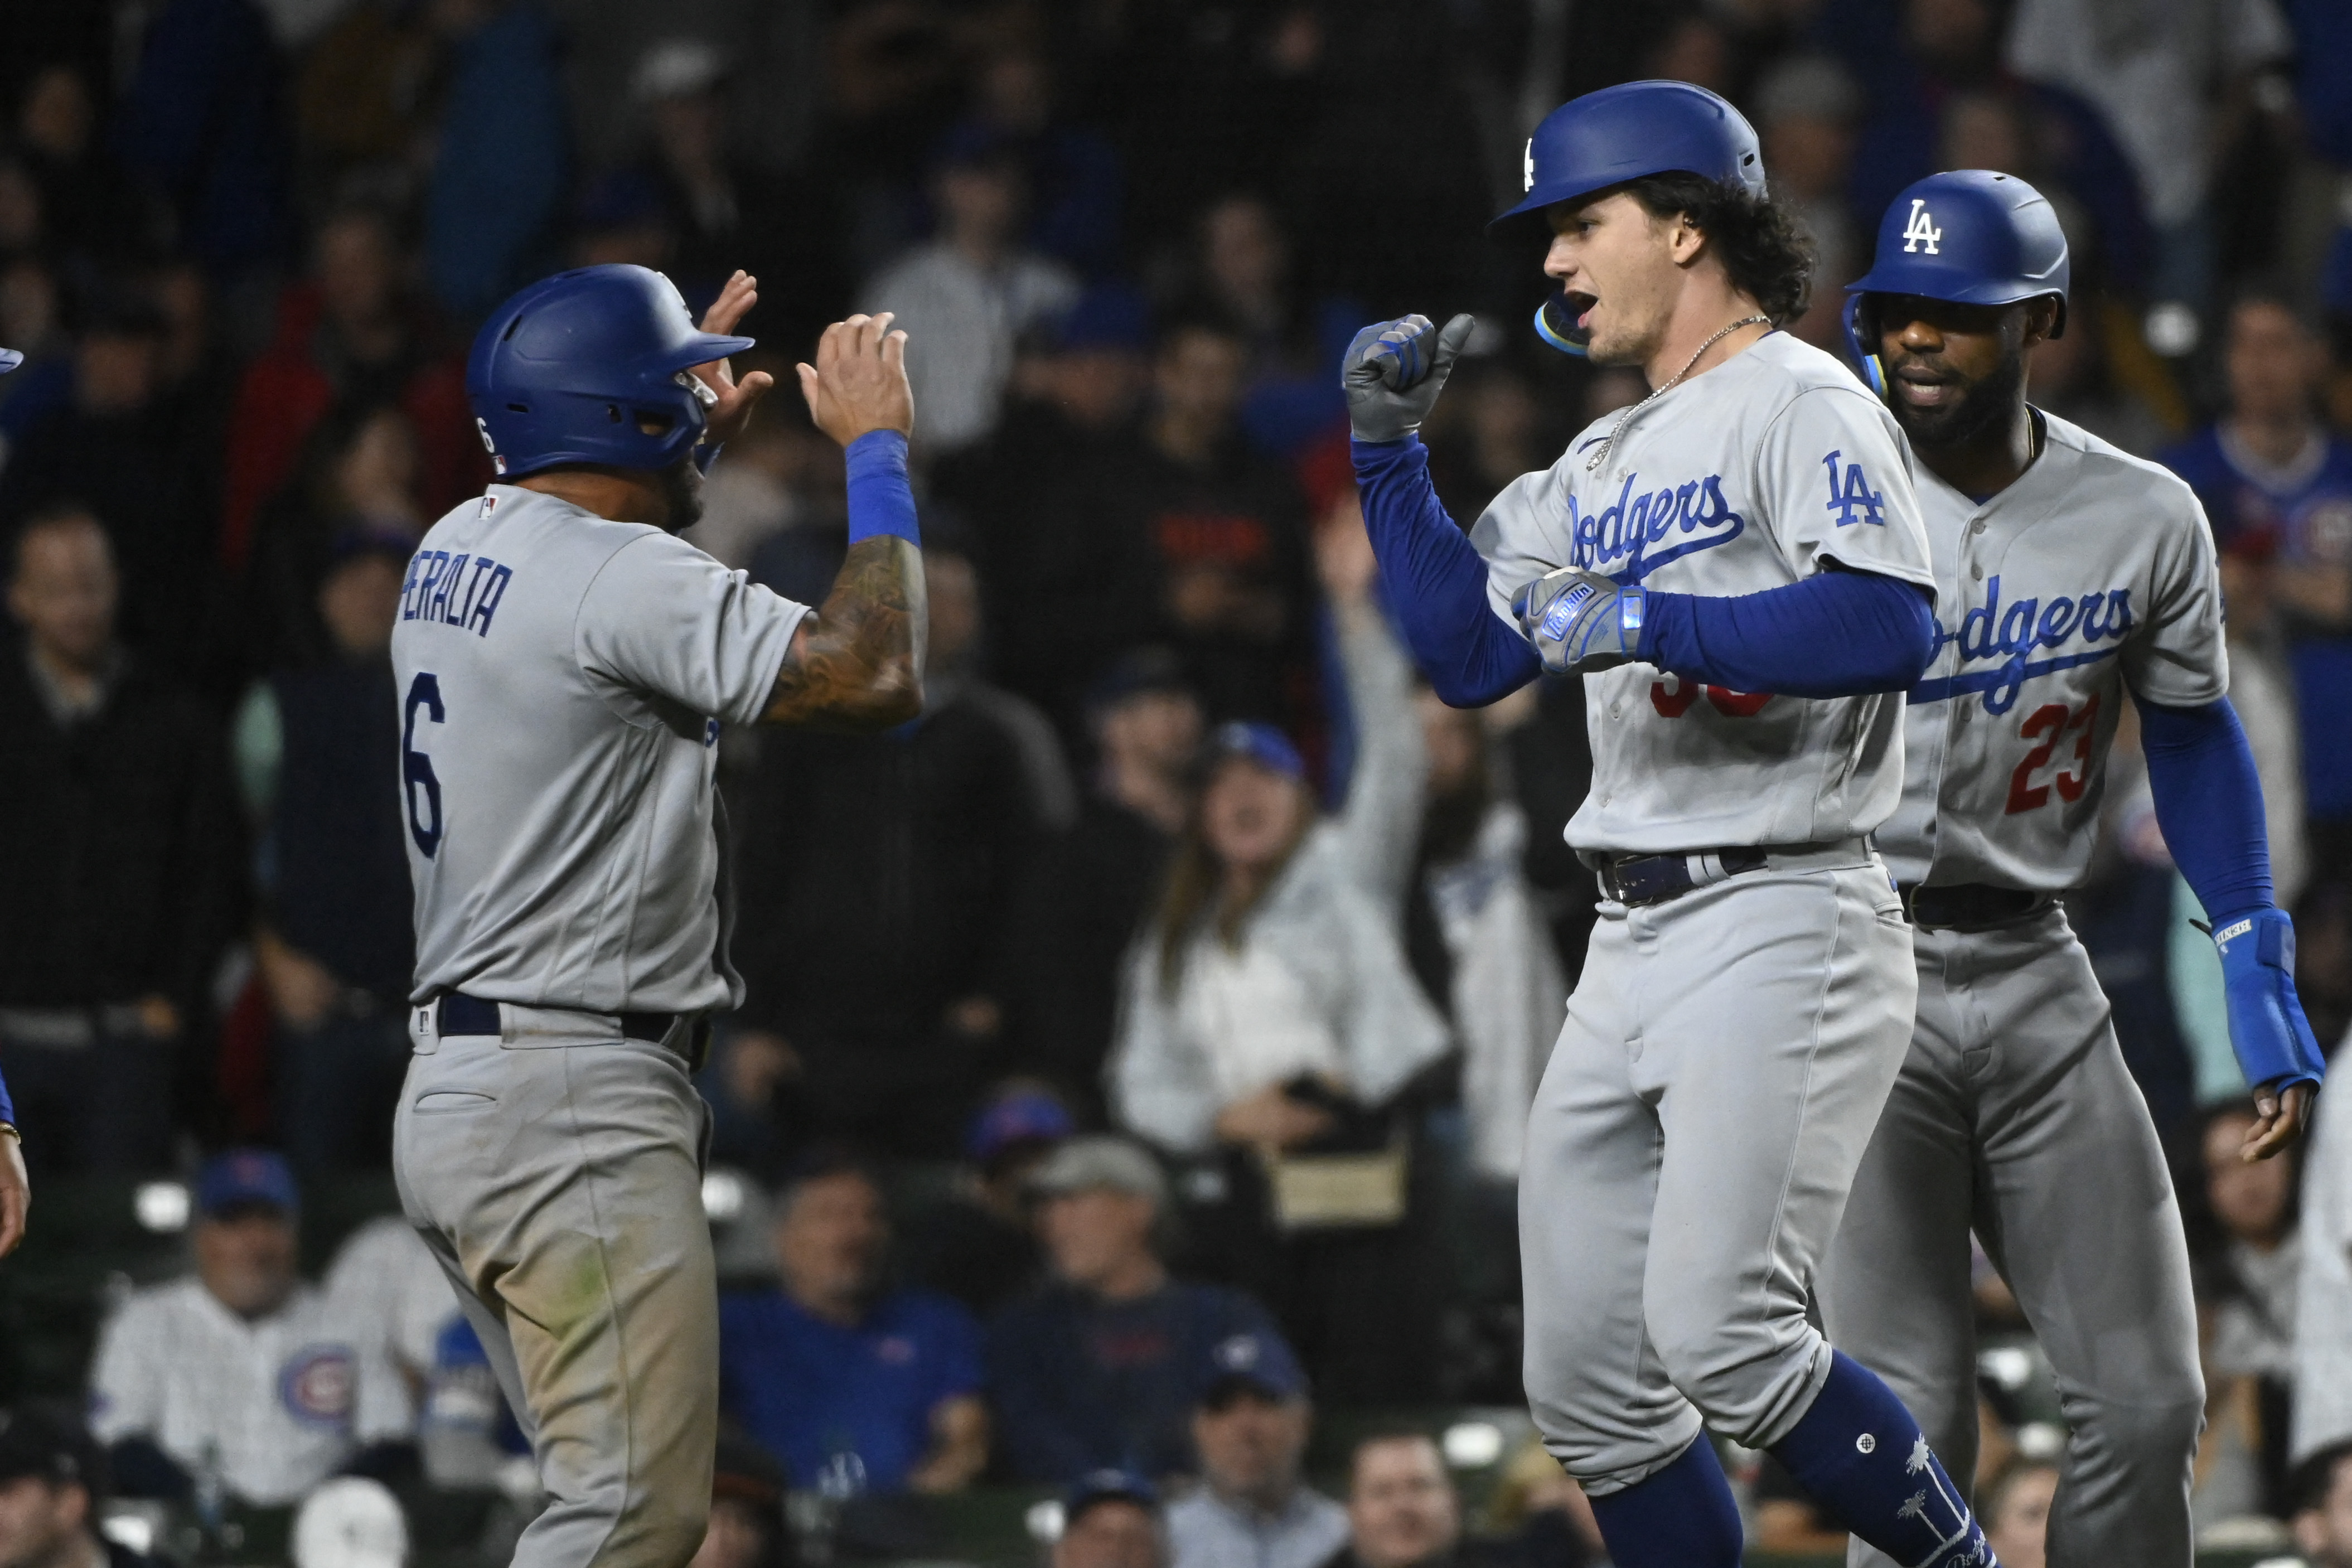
[763,536,927,729]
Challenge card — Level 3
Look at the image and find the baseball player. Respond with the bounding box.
[389,266,925,1568]
[1821,171,2325,1567]
[0,341,25,1261]
[1344,81,1996,1567]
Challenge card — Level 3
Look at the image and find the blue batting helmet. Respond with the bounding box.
[1843,170,2069,396]
[466,265,753,479]
[1491,81,1768,356]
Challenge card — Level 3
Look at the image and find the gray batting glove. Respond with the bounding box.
[1342,313,1476,444]
[1511,567,1649,675]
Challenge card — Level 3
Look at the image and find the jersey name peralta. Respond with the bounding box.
[1469,332,1937,854]
[1878,411,2227,891]
[390,486,809,1015]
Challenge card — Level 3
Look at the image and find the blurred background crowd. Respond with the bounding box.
[4,0,2352,1563]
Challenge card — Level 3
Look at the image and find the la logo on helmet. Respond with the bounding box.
[1524,140,1536,192]
[1903,198,1942,255]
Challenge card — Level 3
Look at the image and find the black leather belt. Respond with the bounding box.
[1596,846,1771,907]
[436,992,686,1048]
[1899,883,2054,932]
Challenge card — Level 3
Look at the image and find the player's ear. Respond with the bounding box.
[2022,296,2061,350]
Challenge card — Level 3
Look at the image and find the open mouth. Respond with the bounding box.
[1565,291,1598,330]
[1890,361,1959,409]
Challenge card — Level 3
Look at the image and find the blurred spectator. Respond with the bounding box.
[935,285,1158,741]
[718,1154,988,1495]
[1318,1431,1464,1568]
[1482,1439,1603,1568]
[2005,0,2290,312]
[1008,650,1205,1107]
[686,1433,797,1568]
[1980,1461,2059,1568]
[952,46,1121,282]
[2160,292,2352,856]
[567,170,676,273]
[222,207,477,569]
[90,1151,409,1506]
[231,529,413,1170]
[900,1081,1071,1316]
[2201,1098,2302,1514]
[1164,1329,1346,1568]
[1092,311,1318,729]
[112,1,289,279]
[0,257,71,445]
[322,1216,464,1427]
[2210,524,2312,907]
[2296,1085,2352,1467]
[1109,558,1448,1400]
[0,1402,168,1568]
[2299,1441,2352,1567]
[291,0,442,205]
[730,546,1072,1156]
[1054,1470,1166,1568]
[1185,195,1355,461]
[1752,54,1864,352]
[0,291,224,662]
[2027,297,2172,456]
[10,66,165,269]
[0,507,239,1175]
[862,130,1080,456]
[422,0,568,320]
[1422,364,1550,530]
[241,405,427,675]
[987,1135,1283,1484]
[679,411,824,574]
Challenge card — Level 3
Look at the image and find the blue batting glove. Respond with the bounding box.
[1511,567,1647,675]
[2212,908,2326,1094]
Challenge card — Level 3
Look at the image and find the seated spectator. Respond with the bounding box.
[1009,650,1204,1108]
[2201,1098,2303,1515]
[0,291,222,665]
[1054,1470,1166,1568]
[719,1154,988,1494]
[1184,194,1357,460]
[901,1082,1072,1316]
[0,1402,169,1568]
[861,129,1080,457]
[235,531,417,1172]
[730,546,1072,1156]
[2298,1442,2352,1568]
[1109,550,1449,1401]
[89,1151,409,1507]
[0,507,239,1175]
[2160,292,2352,846]
[222,206,478,568]
[1980,1461,2058,1568]
[988,1135,1281,1483]
[1165,1330,1346,1568]
[687,1432,797,1568]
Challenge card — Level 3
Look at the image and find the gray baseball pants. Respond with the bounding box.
[1822,909,2203,1567]
[1519,848,1915,1495]
[394,1005,718,1568]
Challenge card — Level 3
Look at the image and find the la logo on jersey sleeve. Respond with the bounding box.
[1821,451,1887,527]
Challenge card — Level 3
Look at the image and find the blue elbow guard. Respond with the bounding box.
[2212,908,2326,1092]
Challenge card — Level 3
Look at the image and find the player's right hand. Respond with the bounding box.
[1512,567,1647,675]
[1342,313,1474,443]
[797,313,914,447]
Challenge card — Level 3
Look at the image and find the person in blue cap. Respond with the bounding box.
[901,1081,1075,1314]
[1164,1329,1344,1568]
[1055,1469,1166,1568]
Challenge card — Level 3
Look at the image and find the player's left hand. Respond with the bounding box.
[1343,313,1474,443]
[690,270,776,448]
[2243,1081,2315,1163]
[2211,907,2326,1159]
[0,1129,27,1258]
[1512,566,1647,675]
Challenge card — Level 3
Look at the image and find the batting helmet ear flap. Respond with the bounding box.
[1534,289,1590,357]
[1842,294,1888,399]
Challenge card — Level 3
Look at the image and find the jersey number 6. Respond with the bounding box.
[2005,694,2099,814]
[403,672,446,858]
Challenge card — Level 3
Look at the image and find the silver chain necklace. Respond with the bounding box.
[1585,314,1772,473]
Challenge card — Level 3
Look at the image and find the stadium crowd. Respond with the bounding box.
[3,0,2352,1561]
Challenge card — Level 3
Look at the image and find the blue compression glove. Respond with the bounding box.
[2141,698,2324,1095]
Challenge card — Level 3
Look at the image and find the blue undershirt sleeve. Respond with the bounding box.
[844,430,921,545]
[2140,698,2274,923]
[0,1064,12,1129]
[1349,438,1540,707]
[1635,570,1937,698]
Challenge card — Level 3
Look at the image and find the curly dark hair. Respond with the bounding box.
[1623,172,1815,327]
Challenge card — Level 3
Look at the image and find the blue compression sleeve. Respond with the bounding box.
[1637,570,1935,698]
[0,1064,12,1129]
[2141,698,2273,923]
[1350,438,1540,706]
[845,430,920,545]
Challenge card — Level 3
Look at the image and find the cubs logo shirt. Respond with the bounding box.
[1469,332,1937,854]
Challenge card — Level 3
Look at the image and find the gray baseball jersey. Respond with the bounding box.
[389,485,809,1015]
[1469,331,1937,854]
[1877,412,2228,888]
[1827,409,2228,1568]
